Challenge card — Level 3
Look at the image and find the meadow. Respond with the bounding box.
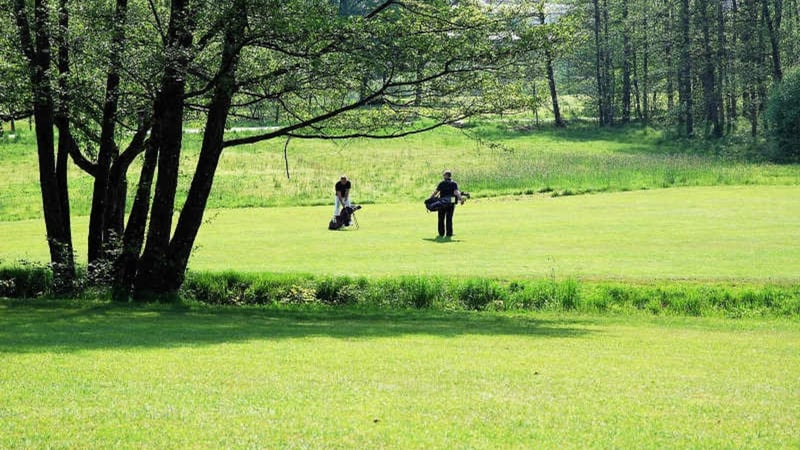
[2,123,798,221]
[2,121,800,448]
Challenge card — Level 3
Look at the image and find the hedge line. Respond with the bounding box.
[179,272,800,317]
[2,267,798,317]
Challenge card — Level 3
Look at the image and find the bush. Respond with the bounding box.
[458,278,505,310]
[0,263,53,298]
[2,266,799,318]
[765,67,800,162]
[316,276,367,305]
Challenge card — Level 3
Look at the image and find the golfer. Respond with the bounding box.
[334,175,351,218]
[430,170,465,238]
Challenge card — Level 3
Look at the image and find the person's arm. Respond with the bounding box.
[455,189,464,204]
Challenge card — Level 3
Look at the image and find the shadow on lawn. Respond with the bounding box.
[0,300,594,353]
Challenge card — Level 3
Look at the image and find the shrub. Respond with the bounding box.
[2,265,799,318]
[507,280,552,310]
[0,263,53,298]
[398,276,442,309]
[458,278,505,310]
[765,67,800,162]
[316,276,366,305]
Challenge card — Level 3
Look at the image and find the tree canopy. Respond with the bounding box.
[4,0,543,298]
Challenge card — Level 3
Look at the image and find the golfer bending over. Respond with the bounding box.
[430,170,465,238]
[334,175,351,218]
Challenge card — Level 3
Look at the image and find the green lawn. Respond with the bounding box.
[2,185,798,282]
[3,125,800,448]
[1,302,798,448]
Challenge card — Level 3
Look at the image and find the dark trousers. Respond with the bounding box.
[437,204,455,236]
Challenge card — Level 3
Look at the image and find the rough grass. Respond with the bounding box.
[2,124,798,221]
[1,301,798,449]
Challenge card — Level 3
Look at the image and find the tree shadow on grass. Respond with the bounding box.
[0,300,594,354]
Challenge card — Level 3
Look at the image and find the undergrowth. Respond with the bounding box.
[2,266,798,318]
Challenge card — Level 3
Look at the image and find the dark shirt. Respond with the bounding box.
[335,180,351,196]
[436,179,458,197]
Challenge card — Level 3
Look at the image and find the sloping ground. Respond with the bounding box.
[3,186,797,282]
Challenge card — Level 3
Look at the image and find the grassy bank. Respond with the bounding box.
[3,268,798,318]
[1,301,798,448]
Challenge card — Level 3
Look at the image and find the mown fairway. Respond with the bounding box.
[2,185,798,281]
[1,303,799,449]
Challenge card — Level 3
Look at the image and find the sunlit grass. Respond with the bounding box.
[3,186,799,282]
[1,302,798,448]
[2,124,798,221]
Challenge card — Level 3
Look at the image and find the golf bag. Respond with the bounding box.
[424,192,469,212]
[328,205,361,230]
[424,196,454,212]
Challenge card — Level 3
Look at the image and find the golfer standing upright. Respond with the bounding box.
[430,170,465,238]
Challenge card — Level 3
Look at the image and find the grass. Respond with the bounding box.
[2,185,798,282]
[2,121,800,448]
[1,301,798,448]
[2,124,798,221]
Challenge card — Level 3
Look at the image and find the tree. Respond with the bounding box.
[0,27,31,134]
[7,0,538,299]
[765,66,800,162]
[12,0,76,291]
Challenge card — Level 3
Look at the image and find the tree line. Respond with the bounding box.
[556,0,799,142]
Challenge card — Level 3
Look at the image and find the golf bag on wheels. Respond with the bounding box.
[328,205,361,230]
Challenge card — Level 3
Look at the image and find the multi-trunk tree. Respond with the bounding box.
[7,0,540,299]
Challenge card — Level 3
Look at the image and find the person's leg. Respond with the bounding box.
[334,197,341,216]
[445,205,455,236]
[437,209,446,237]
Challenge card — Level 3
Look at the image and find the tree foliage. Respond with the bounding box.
[4,0,541,298]
[766,66,800,162]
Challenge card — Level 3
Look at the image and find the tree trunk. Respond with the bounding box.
[762,0,784,81]
[621,0,632,124]
[55,0,75,275]
[13,0,76,291]
[715,0,728,134]
[134,0,195,298]
[88,0,129,266]
[114,135,158,300]
[665,2,675,111]
[165,6,247,293]
[593,0,606,126]
[678,0,693,136]
[642,7,650,124]
[699,0,722,137]
[601,0,614,126]
[540,11,564,128]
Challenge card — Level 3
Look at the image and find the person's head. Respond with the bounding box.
[340,175,348,182]
[442,170,452,180]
